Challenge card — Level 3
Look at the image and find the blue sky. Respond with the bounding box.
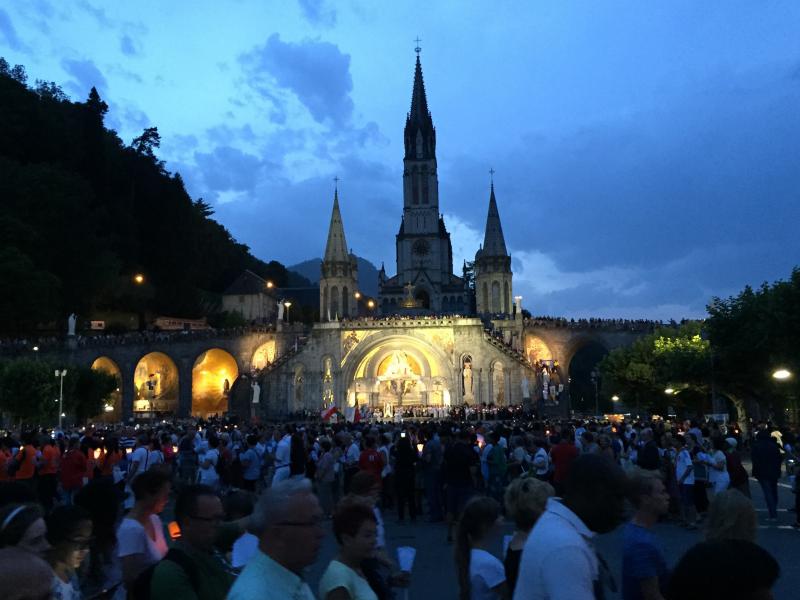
[2,1,800,320]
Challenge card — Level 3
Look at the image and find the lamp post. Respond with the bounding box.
[590,368,599,416]
[55,369,67,429]
[284,301,292,324]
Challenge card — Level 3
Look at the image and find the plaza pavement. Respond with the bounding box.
[303,475,799,599]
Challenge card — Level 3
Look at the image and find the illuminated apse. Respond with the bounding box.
[192,348,239,416]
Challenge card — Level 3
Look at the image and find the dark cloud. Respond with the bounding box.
[120,34,138,56]
[240,34,353,126]
[297,0,336,27]
[194,146,277,194]
[60,58,108,98]
[0,8,26,51]
[77,0,112,27]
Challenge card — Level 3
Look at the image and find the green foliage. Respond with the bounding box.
[600,322,710,413]
[0,358,58,423]
[66,367,118,422]
[0,59,288,333]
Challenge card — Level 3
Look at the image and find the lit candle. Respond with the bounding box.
[416,443,424,454]
[93,449,101,460]
[168,521,181,540]
[126,447,132,455]
[172,445,179,454]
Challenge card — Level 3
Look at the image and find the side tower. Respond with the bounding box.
[320,186,358,320]
[475,181,513,316]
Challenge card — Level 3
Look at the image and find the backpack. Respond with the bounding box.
[130,547,199,600]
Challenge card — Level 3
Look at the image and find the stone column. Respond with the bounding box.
[505,369,512,406]
[178,358,193,418]
[488,365,494,405]
[121,362,136,422]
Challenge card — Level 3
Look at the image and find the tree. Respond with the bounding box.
[65,367,118,422]
[131,126,161,158]
[0,359,57,424]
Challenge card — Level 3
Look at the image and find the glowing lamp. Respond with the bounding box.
[168,521,182,540]
[134,274,145,284]
[772,369,791,380]
[172,445,179,454]
[354,291,362,299]
[416,443,424,454]
[266,281,274,289]
[126,447,133,455]
[611,395,620,402]
[664,388,674,395]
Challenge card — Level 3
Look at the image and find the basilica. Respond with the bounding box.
[254,53,537,417]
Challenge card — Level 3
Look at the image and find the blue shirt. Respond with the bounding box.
[621,522,668,600]
[241,448,261,481]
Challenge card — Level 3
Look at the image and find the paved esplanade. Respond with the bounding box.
[303,477,798,599]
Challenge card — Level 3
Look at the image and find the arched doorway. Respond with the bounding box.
[415,289,430,309]
[134,352,179,418]
[90,357,122,421]
[192,348,239,417]
[251,340,276,371]
[568,341,609,415]
[345,334,451,414]
[491,362,506,405]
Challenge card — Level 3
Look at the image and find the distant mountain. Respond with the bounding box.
[289,256,380,298]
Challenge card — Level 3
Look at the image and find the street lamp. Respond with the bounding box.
[55,369,67,429]
[367,299,375,310]
[266,281,274,289]
[611,395,620,402]
[284,301,292,323]
[664,387,675,395]
[133,273,145,285]
[590,368,599,416]
[772,369,792,380]
[354,291,361,300]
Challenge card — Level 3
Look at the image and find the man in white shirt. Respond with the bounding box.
[514,454,628,600]
[124,435,149,509]
[272,426,293,485]
[675,436,697,529]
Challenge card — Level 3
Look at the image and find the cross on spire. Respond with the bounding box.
[333,175,339,191]
[414,36,422,55]
[489,168,495,184]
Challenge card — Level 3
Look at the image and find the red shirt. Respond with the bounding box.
[0,450,11,481]
[61,449,87,490]
[14,444,37,480]
[358,448,384,486]
[550,441,579,484]
[39,444,61,475]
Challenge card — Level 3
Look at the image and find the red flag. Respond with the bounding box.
[321,405,338,421]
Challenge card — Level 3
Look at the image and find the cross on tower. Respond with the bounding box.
[333,175,339,190]
[414,37,422,55]
[489,168,495,184]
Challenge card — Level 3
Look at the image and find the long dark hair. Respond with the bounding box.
[455,496,500,600]
[75,479,119,585]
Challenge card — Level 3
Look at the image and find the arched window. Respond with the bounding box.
[322,286,329,320]
[412,167,419,205]
[342,286,350,316]
[504,281,510,314]
[330,286,339,319]
[482,282,489,313]
[422,166,429,204]
[491,281,501,313]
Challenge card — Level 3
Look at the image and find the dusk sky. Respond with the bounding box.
[3,1,799,320]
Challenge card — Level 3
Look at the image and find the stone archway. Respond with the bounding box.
[567,339,610,415]
[251,340,276,371]
[90,356,122,421]
[192,348,239,417]
[134,352,179,417]
[343,333,453,411]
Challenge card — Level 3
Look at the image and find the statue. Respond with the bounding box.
[251,381,261,404]
[462,360,473,395]
[67,313,77,337]
[277,301,284,322]
[521,376,530,399]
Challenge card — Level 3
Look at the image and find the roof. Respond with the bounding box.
[223,270,270,296]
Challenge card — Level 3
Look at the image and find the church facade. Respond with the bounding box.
[256,53,537,417]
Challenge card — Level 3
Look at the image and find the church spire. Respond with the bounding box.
[323,185,350,263]
[481,180,509,257]
[404,48,436,160]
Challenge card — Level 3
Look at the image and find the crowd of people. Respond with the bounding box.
[0,414,796,599]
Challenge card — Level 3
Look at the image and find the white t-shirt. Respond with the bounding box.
[676,448,695,485]
[470,549,506,600]
[198,448,220,485]
[117,515,168,565]
[319,560,378,600]
[533,447,549,476]
[128,447,148,478]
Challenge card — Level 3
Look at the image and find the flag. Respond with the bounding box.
[321,405,338,421]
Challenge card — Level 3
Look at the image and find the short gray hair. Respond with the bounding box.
[250,478,313,535]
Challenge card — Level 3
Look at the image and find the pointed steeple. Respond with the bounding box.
[404,52,436,160]
[481,182,509,257]
[323,186,350,263]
